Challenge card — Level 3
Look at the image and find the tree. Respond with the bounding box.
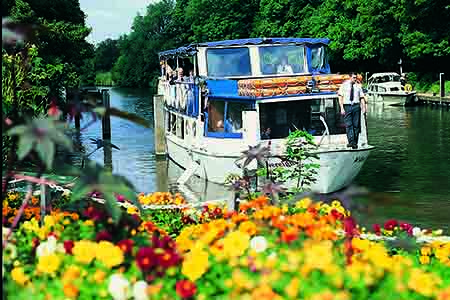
[94,38,120,72]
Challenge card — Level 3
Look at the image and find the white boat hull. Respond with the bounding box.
[167,134,373,194]
[367,92,417,106]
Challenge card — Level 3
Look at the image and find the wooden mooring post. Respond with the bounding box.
[101,89,111,140]
[153,95,167,157]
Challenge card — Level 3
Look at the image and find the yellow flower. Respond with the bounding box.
[96,241,124,268]
[284,278,299,298]
[420,246,431,256]
[407,268,442,297]
[182,247,209,281]
[239,221,257,236]
[419,255,430,265]
[222,231,250,258]
[295,198,312,209]
[84,220,94,226]
[93,270,107,283]
[37,254,61,275]
[43,215,56,228]
[73,240,96,264]
[11,267,29,285]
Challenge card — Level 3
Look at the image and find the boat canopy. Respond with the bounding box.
[159,37,330,59]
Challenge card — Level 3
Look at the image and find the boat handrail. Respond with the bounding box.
[317,115,331,146]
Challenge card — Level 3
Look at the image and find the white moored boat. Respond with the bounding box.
[157,38,374,194]
[366,72,417,106]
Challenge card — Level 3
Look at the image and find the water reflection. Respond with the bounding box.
[75,88,450,232]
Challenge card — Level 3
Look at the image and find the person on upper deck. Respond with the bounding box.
[277,56,294,75]
[338,72,366,149]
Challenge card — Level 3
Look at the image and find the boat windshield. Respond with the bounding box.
[206,48,251,77]
[371,74,401,84]
[259,45,306,75]
[259,98,346,139]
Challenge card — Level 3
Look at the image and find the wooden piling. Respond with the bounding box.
[440,73,445,98]
[101,89,111,141]
[153,95,167,157]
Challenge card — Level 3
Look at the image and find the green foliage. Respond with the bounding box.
[94,38,120,72]
[7,115,73,169]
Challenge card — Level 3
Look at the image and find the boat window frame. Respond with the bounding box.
[204,99,255,139]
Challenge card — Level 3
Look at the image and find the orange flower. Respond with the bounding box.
[281,227,298,244]
[63,283,79,298]
[31,197,39,205]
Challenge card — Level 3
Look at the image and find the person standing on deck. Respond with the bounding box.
[338,72,366,149]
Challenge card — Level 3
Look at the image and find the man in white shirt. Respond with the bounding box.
[338,72,366,149]
[277,56,294,75]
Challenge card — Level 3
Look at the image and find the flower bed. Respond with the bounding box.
[3,194,450,299]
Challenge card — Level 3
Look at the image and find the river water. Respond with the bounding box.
[77,87,450,231]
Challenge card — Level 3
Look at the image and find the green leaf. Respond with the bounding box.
[70,183,93,202]
[7,125,28,136]
[48,129,73,151]
[35,138,55,169]
[103,193,122,224]
[16,135,35,160]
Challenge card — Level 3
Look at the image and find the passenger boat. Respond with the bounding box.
[157,38,374,194]
[366,72,417,106]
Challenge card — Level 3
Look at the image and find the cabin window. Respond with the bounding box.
[259,45,306,75]
[206,48,251,77]
[206,100,253,138]
[310,45,328,70]
[259,98,346,139]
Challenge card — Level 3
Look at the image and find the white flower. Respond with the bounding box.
[250,236,268,253]
[412,227,422,237]
[108,274,131,300]
[3,243,17,261]
[36,236,64,257]
[132,281,148,300]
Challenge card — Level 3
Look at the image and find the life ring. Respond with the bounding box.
[405,84,412,92]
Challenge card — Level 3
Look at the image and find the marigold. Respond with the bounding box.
[222,231,250,258]
[11,267,29,285]
[37,254,61,275]
[63,283,79,298]
[72,240,96,264]
[182,247,209,281]
[96,241,124,268]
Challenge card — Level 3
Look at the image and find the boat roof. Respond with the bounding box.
[159,37,330,58]
[369,72,400,79]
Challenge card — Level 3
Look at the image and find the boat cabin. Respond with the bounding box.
[158,38,349,143]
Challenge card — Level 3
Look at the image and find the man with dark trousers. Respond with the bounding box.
[338,72,366,149]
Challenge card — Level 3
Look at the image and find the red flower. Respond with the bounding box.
[343,216,359,238]
[136,247,157,272]
[64,240,75,254]
[48,99,61,118]
[399,222,412,232]
[373,224,381,235]
[213,207,222,216]
[157,249,181,269]
[330,209,344,220]
[384,219,398,231]
[176,280,197,299]
[83,206,105,222]
[48,232,58,239]
[96,230,112,242]
[117,239,134,255]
